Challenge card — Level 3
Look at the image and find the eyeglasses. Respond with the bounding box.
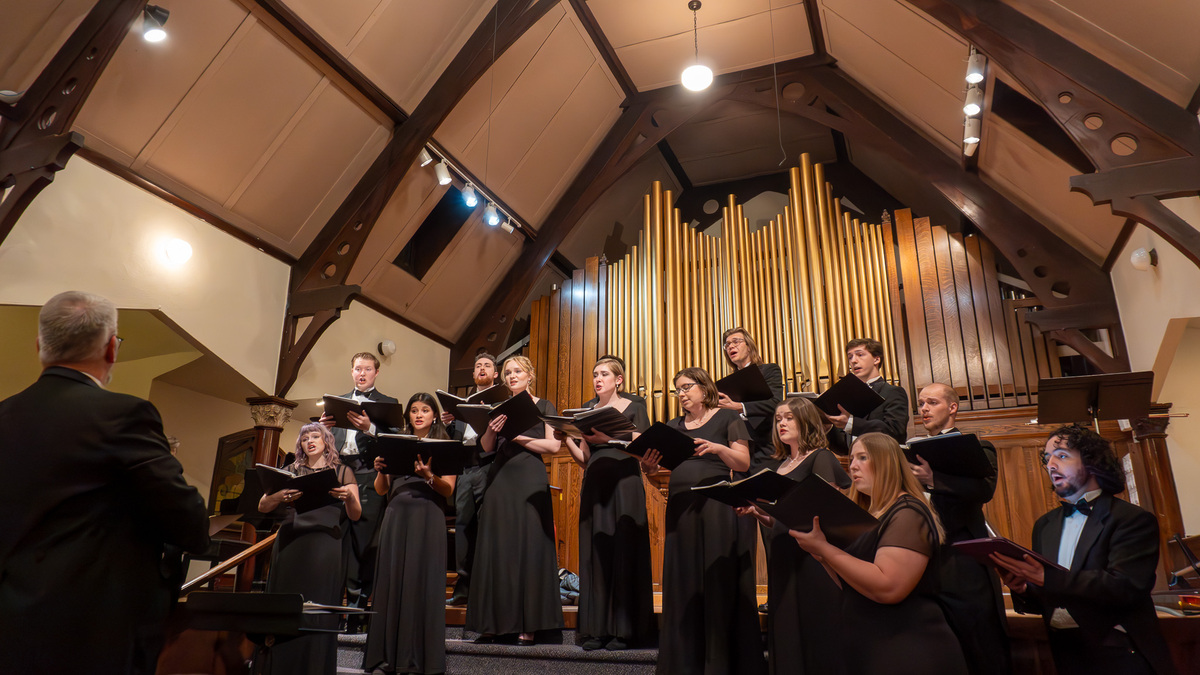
[675,382,698,395]
[723,337,745,349]
[115,335,124,347]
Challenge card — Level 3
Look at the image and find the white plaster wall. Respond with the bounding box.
[0,158,290,393]
[1156,324,1200,532]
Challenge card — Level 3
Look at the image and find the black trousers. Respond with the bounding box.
[452,462,489,596]
[344,468,384,609]
[1049,627,1155,675]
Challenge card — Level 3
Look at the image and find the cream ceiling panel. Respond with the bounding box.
[276,0,381,49]
[139,22,324,202]
[352,160,452,286]
[589,0,795,49]
[979,116,1124,263]
[0,0,92,93]
[1000,0,1200,106]
[229,84,389,246]
[362,263,428,317]
[821,6,964,153]
[497,63,623,227]
[75,0,251,162]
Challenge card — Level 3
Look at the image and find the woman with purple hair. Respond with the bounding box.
[258,422,361,674]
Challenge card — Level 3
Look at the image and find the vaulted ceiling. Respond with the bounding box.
[4,0,1199,382]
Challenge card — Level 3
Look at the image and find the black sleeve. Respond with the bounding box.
[848,384,910,442]
[930,440,998,504]
[812,449,851,489]
[627,401,651,433]
[741,363,784,420]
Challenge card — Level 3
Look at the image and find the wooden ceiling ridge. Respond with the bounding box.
[274,0,560,396]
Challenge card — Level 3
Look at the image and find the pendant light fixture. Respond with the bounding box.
[680,1,712,91]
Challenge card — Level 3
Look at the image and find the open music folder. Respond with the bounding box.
[903,433,996,479]
[455,390,543,440]
[616,422,697,471]
[320,395,405,431]
[371,434,473,475]
[689,468,800,507]
[254,464,340,513]
[952,537,1066,571]
[540,406,638,441]
[757,473,878,548]
[715,366,774,402]
[436,383,509,419]
[790,374,885,418]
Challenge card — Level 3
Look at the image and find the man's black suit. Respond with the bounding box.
[827,377,909,453]
[922,427,1011,675]
[448,418,490,601]
[1013,494,1177,675]
[0,367,210,674]
[331,388,398,612]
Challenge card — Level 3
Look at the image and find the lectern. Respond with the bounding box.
[1037,371,1154,425]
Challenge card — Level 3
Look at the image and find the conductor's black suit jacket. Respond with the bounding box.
[1013,494,1177,675]
[0,366,210,674]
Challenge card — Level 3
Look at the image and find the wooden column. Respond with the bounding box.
[1133,403,1185,587]
[241,396,297,591]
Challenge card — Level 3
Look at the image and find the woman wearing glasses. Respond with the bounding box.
[644,367,765,675]
[717,328,784,472]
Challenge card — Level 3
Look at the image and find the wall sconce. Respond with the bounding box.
[1129,247,1158,272]
[162,238,192,267]
[377,339,397,357]
[143,5,170,43]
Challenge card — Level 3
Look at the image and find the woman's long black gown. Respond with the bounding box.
[265,462,355,675]
[657,408,766,675]
[767,448,850,675]
[840,494,968,675]
[577,400,655,646]
[465,397,565,637]
[364,473,448,674]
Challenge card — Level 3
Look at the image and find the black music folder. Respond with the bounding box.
[618,422,697,471]
[757,473,878,548]
[805,374,886,418]
[689,468,799,507]
[953,537,1066,571]
[541,406,638,441]
[320,395,405,430]
[372,434,472,475]
[903,433,996,479]
[715,366,774,402]
[437,384,509,418]
[255,464,340,513]
[456,390,543,440]
[1037,371,1154,424]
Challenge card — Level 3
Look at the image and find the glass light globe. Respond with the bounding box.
[681,64,713,91]
[144,27,167,42]
[163,238,192,266]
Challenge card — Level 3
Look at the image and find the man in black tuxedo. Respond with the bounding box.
[910,383,1011,675]
[442,352,499,605]
[826,338,909,453]
[993,425,1177,675]
[319,351,397,628]
[716,328,784,473]
[0,291,209,674]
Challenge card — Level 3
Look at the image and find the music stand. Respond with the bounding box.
[1037,371,1154,426]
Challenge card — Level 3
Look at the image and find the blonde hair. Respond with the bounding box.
[771,397,829,461]
[502,355,537,390]
[594,357,625,392]
[847,433,945,543]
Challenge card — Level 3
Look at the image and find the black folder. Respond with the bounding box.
[541,406,638,441]
[254,464,340,513]
[808,375,886,418]
[437,384,510,418]
[952,537,1066,571]
[320,395,405,431]
[456,390,544,440]
[757,473,878,548]
[371,435,472,476]
[320,394,366,430]
[903,433,996,479]
[618,422,697,471]
[715,366,774,402]
[689,468,799,507]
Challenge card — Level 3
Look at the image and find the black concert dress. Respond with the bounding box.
[265,462,356,675]
[465,397,565,637]
[840,494,968,675]
[657,408,766,675]
[767,449,850,675]
[364,473,449,674]
[577,400,655,646]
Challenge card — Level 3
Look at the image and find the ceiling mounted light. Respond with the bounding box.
[680,1,712,91]
[965,51,986,84]
[462,183,478,208]
[500,219,515,234]
[963,85,983,116]
[418,148,433,167]
[142,5,169,43]
[483,203,501,226]
[434,160,451,185]
[963,117,981,144]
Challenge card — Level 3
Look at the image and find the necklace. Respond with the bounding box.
[683,407,715,429]
[778,449,811,474]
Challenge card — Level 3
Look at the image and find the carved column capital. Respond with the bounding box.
[247,396,297,429]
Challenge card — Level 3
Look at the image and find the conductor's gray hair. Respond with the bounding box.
[38,291,118,365]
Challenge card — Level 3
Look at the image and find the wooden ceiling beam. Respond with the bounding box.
[567,0,637,100]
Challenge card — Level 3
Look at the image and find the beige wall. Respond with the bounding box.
[0,158,290,393]
[1111,195,1200,532]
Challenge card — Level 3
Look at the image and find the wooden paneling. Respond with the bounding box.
[895,209,930,396]
[950,233,985,406]
[914,216,951,388]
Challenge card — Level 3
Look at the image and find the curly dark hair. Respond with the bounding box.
[1043,424,1125,495]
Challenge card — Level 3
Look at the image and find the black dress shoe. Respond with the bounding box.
[604,637,628,651]
[580,637,604,651]
[446,592,468,606]
[516,636,535,646]
[472,634,495,644]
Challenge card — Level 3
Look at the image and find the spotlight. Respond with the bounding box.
[483,203,501,226]
[418,148,433,167]
[462,184,478,208]
[966,52,986,84]
[434,161,451,185]
[963,86,983,116]
[143,5,169,43]
[162,238,192,266]
[963,117,981,144]
[500,219,515,234]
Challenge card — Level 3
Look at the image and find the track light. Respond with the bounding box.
[462,184,478,208]
[418,148,433,167]
[143,5,169,42]
[964,117,981,144]
[500,219,515,234]
[680,1,712,91]
[434,161,451,186]
[965,52,986,84]
[963,86,983,116]
[484,203,500,226]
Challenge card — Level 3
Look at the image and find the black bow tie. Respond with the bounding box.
[1062,498,1093,516]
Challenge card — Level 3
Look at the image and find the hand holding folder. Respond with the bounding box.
[616,422,697,470]
[255,464,340,513]
[371,435,472,476]
[757,474,878,548]
[456,390,543,440]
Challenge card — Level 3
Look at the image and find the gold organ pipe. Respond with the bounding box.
[768,223,785,379]
[671,205,684,419]
[867,223,885,354]
[814,164,842,382]
[748,227,761,357]
[691,231,704,379]
[827,183,848,376]
[708,235,720,377]
[788,170,818,392]
[843,213,864,339]
[863,223,882,369]
[758,228,773,364]
[854,219,877,346]
[664,193,677,421]
[832,198,852,375]
[652,185,665,422]
[772,218,794,389]
[870,223,895,383]
[782,206,804,390]
[800,155,830,391]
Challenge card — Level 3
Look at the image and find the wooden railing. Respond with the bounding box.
[180,534,276,595]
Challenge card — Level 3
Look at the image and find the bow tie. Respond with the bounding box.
[1061,498,1093,516]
